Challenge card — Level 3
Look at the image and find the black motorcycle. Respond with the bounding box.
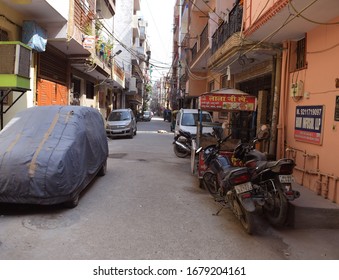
[173,129,194,158]
[233,125,300,227]
[198,127,257,234]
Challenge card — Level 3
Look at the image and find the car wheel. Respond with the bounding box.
[134,127,137,135]
[97,160,107,176]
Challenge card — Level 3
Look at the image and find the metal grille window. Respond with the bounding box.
[296,37,306,70]
[289,36,307,72]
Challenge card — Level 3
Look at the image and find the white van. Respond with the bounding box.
[174,109,213,136]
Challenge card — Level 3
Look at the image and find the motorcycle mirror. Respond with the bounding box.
[196,147,203,153]
[257,124,270,140]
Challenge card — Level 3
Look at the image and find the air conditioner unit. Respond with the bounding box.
[290,80,304,97]
[0,42,32,90]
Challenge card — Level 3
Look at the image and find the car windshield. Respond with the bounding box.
[108,111,131,121]
[182,113,212,126]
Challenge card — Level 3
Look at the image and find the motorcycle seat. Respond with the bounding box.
[179,129,193,139]
[221,166,248,181]
[255,160,277,172]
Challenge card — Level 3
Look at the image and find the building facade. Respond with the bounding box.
[113,0,150,116]
[0,0,124,128]
[171,0,339,204]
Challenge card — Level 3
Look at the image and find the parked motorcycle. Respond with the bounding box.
[173,129,194,158]
[233,125,300,227]
[198,127,257,234]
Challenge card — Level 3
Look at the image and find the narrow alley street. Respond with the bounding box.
[0,117,338,260]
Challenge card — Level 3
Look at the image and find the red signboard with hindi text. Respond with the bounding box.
[199,93,257,111]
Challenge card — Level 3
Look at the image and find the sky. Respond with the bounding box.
[140,0,176,82]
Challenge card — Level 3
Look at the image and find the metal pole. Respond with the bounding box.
[0,90,3,130]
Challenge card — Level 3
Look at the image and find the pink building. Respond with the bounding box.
[243,0,339,204]
[172,0,339,204]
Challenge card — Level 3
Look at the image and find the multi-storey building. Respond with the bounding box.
[113,0,150,116]
[171,0,339,204]
[243,0,339,204]
[0,0,124,128]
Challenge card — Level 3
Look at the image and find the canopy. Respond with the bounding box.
[199,88,257,112]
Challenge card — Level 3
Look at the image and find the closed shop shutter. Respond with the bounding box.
[39,44,67,84]
[37,44,68,105]
[37,79,68,106]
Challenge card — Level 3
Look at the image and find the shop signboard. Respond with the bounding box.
[294,105,324,145]
[199,93,256,111]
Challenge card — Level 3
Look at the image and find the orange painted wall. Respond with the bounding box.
[283,17,339,203]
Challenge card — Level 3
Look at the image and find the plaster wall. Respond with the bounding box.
[284,17,339,203]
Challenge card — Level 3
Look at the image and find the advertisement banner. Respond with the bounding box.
[294,105,324,145]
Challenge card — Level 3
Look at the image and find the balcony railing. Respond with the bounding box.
[191,23,208,61]
[211,4,243,54]
[74,0,95,34]
[200,23,209,50]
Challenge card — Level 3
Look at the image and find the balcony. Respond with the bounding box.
[96,0,116,19]
[191,23,208,61]
[244,0,339,43]
[211,4,243,55]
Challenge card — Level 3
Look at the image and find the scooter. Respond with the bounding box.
[198,127,257,234]
[233,125,300,227]
[173,129,194,158]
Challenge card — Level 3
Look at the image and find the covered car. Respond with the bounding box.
[0,106,108,207]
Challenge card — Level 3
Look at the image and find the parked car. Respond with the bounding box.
[106,109,137,138]
[174,108,213,136]
[142,111,152,121]
[0,106,108,208]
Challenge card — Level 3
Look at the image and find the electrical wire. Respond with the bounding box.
[187,0,219,25]
[215,0,319,70]
[201,0,224,22]
[289,0,339,25]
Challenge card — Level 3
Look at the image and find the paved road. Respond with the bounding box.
[0,116,338,260]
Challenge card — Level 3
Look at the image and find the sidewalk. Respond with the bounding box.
[287,183,339,229]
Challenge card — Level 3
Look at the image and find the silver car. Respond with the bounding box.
[106,109,137,138]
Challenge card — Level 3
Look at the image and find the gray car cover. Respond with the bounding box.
[0,106,108,205]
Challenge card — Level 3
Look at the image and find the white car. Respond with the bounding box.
[174,108,213,136]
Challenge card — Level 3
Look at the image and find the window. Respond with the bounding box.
[221,74,228,88]
[208,80,215,91]
[296,37,306,69]
[72,77,81,98]
[290,36,307,72]
[182,112,212,126]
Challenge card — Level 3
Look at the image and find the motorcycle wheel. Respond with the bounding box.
[173,144,190,158]
[202,171,219,198]
[232,197,255,235]
[263,183,288,227]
